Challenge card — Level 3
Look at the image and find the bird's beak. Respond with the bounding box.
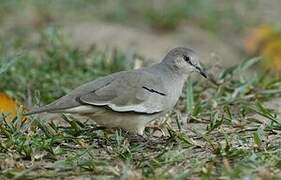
[199,69,208,79]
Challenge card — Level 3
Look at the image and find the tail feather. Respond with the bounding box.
[24,104,73,116]
[24,105,96,116]
[24,106,56,116]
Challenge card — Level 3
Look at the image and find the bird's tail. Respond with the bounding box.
[24,105,67,116]
[24,105,84,116]
[24,106,53,116]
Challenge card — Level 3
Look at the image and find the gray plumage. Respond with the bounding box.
[26,47,208,135]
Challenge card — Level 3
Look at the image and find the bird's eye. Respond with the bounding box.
[183,55,191,64]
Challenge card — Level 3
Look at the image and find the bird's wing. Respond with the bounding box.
[79,71,168,114]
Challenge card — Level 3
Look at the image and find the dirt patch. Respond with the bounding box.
[63,21,241,67]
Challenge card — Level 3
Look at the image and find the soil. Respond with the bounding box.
[63,21,241,67]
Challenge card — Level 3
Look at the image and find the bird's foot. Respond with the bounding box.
[145,125,166,137]
[126,133,147,143]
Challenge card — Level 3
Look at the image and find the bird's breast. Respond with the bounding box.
[165,76,185,107]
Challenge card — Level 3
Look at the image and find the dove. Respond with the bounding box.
[26,47,209,135]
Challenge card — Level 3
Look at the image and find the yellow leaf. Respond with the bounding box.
[0,93,21,122]
[244,25,277,55]
[261,37,281,73]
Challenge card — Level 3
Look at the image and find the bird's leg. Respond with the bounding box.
[126,132,147,143]
[145,124,166,136]
[121,126,149,142]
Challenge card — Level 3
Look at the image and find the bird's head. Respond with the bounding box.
[162,47,208,79]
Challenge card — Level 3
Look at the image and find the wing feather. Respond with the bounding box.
[79,71,167,114]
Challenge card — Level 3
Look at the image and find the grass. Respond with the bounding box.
[0,27,281,179]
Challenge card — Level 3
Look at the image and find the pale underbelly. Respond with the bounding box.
[65,105,163,134]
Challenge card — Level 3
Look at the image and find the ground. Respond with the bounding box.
[1,1,281,179]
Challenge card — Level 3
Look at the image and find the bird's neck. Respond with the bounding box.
[159,61,188,80]
[151,62,188,89]
[152,62,187,107]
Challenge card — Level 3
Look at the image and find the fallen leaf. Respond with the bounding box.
[0,93,25,122]
[244,25,277,55]
[261,37,281,73]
